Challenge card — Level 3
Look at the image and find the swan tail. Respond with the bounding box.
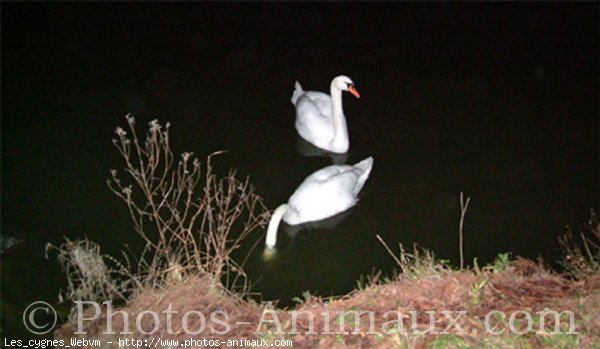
[265,204,290,248]
[291,81,304,106]
[353,157,374,195]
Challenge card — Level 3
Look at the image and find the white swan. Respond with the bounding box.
[265,156,374,248]
[291,75,360,154]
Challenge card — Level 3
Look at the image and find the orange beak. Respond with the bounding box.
[348,85,360,98]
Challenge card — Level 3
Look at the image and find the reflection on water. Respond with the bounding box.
[282,206,355,238]
[262,206,356,263]
[295,135,349,165]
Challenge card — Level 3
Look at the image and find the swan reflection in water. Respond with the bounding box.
[261,206,355,262]
[294,135,348,165]
[282,205,355,238]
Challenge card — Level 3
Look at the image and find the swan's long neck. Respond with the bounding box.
[329,83,349,152]
[265,204,291,248]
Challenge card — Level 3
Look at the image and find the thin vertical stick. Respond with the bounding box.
[376,234,402,267]
[459,191,471,269]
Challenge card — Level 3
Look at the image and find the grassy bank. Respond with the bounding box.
[53,252,600,349]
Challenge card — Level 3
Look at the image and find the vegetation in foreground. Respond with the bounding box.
[49,117,600,348]
[52,245,600,349]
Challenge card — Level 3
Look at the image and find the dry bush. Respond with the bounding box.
[106,115,270,292]
[559,209,600,279]
[45,238,133,317]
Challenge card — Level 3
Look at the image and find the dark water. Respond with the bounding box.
[2,3,598,337]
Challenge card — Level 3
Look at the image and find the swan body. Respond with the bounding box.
[265,156,374,248]
[291,75,360,154]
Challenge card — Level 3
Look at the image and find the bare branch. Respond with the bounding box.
[104,115,269,294]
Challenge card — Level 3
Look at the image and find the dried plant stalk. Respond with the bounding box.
[106,115,270,291]
[459,191,471,269]
[559,209,600,279]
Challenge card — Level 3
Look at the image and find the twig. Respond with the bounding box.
[376,234,402,267]
[459,191,471,269]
